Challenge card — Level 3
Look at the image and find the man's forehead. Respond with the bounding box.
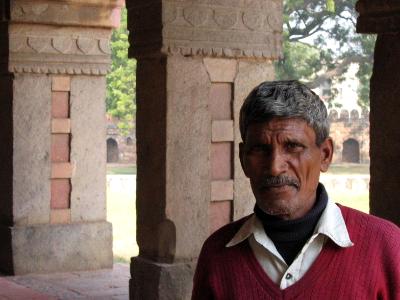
[245,118,317,141]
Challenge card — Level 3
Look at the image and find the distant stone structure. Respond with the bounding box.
[328,108,370,164]
[106,117,136,164]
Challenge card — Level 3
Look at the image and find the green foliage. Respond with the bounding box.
[276,0,375,108]
[106,8,136,136]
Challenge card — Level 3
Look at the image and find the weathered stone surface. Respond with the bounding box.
[51,162,74,179]
[13,74,51,226]
[212,120,234,142]
[128,0,283,59]
[233,60,274,219]
[209,83,232,120]
[51,134,70,162]
[7,221,112,274]
[369,33,400,226]
[356,0,400,33]
[130,256,195,300]
[211,180,234,201]
[50,209,71,224]
[51,179,71,209]
[51,92,69,118]
[52,76,70,92]
[10,0,122,28]
[209,200,232,234]
[70,76,107,222]
[51,119,71,134]
[204,58,238,82]
[211,142,232,180]
[9,24,112,75]
[165,55,211,261]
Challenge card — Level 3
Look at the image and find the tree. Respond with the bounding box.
[275,0,375,109]
[106,8,137,136]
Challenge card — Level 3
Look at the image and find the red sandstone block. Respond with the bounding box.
[52,119,71,133]
[52,92,69,118]
[51,162,74,179]
[52,76,71,92]
[209,83,232,120]
[212,120,234,142]
[211,142,232,180]
[51,179,71,209]
[51,134,70,162]
[209,200,232,234]
[211,180,234,201]
[50,209,71,224]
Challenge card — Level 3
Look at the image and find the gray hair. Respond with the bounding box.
[239,80,329,145]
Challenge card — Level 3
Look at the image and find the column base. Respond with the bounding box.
[0,221,112,275]
[129,256,196,300]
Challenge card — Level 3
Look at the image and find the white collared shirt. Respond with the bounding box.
[226,199,354,289]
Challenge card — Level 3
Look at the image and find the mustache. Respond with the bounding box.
[260,175,300,190]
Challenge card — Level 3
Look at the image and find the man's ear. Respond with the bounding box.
[320,137,333,172]
[239,142,249,178]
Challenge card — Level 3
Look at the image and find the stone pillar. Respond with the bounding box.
[357,0,400,226]
[0,0,122,274]
[127,0,282,298]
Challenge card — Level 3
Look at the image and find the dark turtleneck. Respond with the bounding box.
[254,183,328,266]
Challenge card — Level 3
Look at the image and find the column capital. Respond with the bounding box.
[356,0,400,33]
[127,0,283,59]
[5,0,123,75]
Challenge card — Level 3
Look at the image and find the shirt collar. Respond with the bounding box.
[226,199,354,248]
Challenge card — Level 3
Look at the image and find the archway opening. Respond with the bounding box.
[107,138,119,163]
[342,138,360,163]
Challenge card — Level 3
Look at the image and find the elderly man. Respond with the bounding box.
[192,81,400,299]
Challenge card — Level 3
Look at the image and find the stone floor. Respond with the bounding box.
[0,263,129,299]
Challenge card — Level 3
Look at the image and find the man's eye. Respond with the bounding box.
[286,142,304,151]
[249,145,268,154]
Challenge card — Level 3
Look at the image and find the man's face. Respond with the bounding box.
[239,117,333,220]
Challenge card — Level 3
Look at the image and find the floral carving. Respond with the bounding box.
[28,37,50,53]
[242,12,264,30]
[213,10,238,29]
[183,7,209,27]
[52,37,73,54]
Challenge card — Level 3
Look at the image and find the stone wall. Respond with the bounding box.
[328,108,370,164]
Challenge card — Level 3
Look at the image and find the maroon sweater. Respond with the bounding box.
[192,205,400,299]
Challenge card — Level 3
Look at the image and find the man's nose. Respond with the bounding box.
[266,149,288,176]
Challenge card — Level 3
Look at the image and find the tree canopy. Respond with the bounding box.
[106,8,136,136]
[275,0,375,109]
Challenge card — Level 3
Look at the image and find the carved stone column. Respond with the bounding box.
[127,0,282,298]
[0,0,121,274]
[357,0,400,226]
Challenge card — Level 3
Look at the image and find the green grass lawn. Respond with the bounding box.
[107,165,137,175]
[327,163,369,175]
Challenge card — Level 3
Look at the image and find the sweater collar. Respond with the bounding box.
[226,185,353,249]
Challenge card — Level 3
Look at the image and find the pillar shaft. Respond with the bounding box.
[127,0,282,298]
[356,0,400,225]
[0,0,121,274]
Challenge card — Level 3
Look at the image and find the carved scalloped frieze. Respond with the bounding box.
[128,0,283,59]
[9,32,112,75]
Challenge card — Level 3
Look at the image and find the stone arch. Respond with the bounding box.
[329,109,338,121]
[107,138,119,163]
[350,109,359,120]
[340,109,349,121]
[342,138,360,163]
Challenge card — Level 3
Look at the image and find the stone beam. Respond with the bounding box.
[127,0,283,60]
